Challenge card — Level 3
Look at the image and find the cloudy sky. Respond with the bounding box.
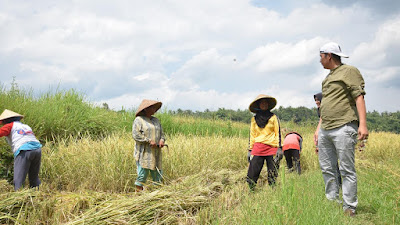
[1,0,399,112]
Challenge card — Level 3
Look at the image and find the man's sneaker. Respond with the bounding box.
[344,208,356,217]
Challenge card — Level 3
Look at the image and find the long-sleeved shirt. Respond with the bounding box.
[132,116,165,170]
[0,121,42,157]
[283,133,303,151]
[249,114,281,150]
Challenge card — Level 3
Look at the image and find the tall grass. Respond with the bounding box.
[40,128,316,193]
[0,85,251,182]
[0,86,123,141]
[1,130,399,224]
[41,133,136,192]
[198,166,400,225]
[158,114,250,138]
[0,84,251,140]
[0,85,399,224]
[40,133,248,192]
[0,86,131,181]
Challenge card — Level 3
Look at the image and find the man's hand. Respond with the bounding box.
[314,117,322,147]
[355,95,368,140]
[358,125,369,140]
[314,130,319,147]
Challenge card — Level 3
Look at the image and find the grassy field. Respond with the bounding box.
[0,88,399,224]
[0,130,399,224]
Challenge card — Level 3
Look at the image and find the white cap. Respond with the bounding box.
[320,42,349,58]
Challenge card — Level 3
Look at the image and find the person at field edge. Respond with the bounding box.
[282,131,302,175]
[247,94,282,190]
[313,92,322,118]
[132,99,166,191]
[314,42,368,217]
[314,92,342,186]
[0,109,42,190]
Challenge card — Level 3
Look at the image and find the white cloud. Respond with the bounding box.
[0,0,399,112]
[243,38,325,73]
[352,17,400,68]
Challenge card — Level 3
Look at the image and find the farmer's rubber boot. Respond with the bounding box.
[135,185,143,192]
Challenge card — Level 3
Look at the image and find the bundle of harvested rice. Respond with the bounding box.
[0,169,245,224]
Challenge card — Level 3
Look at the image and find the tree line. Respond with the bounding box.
[168,107,400,134]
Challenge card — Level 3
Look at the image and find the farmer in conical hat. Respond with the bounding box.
[247,94,282,190]
[0,109,42,190]
[132,99,165,191]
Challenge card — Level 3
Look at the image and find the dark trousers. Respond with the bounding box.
[247,155,277,189]
[14,149,42,190]
[284,149,301,174]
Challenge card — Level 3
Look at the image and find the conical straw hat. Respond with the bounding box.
[0,109,24,121]
[249,94,277,113]
[135,99,162,117]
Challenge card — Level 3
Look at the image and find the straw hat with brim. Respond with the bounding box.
[0,109,24,121]
[249,94,277,113]
[135,99,162,117]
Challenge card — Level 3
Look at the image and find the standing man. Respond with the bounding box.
[314,42,368,217]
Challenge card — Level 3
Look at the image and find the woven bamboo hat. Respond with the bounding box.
[249,94,277,113]
[0,109,24,121]
[135,99,162,117]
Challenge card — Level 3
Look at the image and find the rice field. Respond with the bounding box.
[0,128,399,224]
[0,88,399,224]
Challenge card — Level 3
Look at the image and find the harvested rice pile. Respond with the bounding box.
[0,169,245,224]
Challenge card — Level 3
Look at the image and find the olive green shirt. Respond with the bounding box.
[320,64,366,130]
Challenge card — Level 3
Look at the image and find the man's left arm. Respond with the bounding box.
[355,95,368,140]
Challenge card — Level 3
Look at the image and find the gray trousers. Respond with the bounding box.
[318,123,358,211]
[14,148,42,190]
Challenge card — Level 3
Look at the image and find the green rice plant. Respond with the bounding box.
[0,141,13,182]
[0,86,121,141]
[197,166,399,225]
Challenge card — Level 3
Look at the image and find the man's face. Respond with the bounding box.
[320,53,330,69]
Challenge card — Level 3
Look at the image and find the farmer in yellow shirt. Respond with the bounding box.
[247,94,282,190]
